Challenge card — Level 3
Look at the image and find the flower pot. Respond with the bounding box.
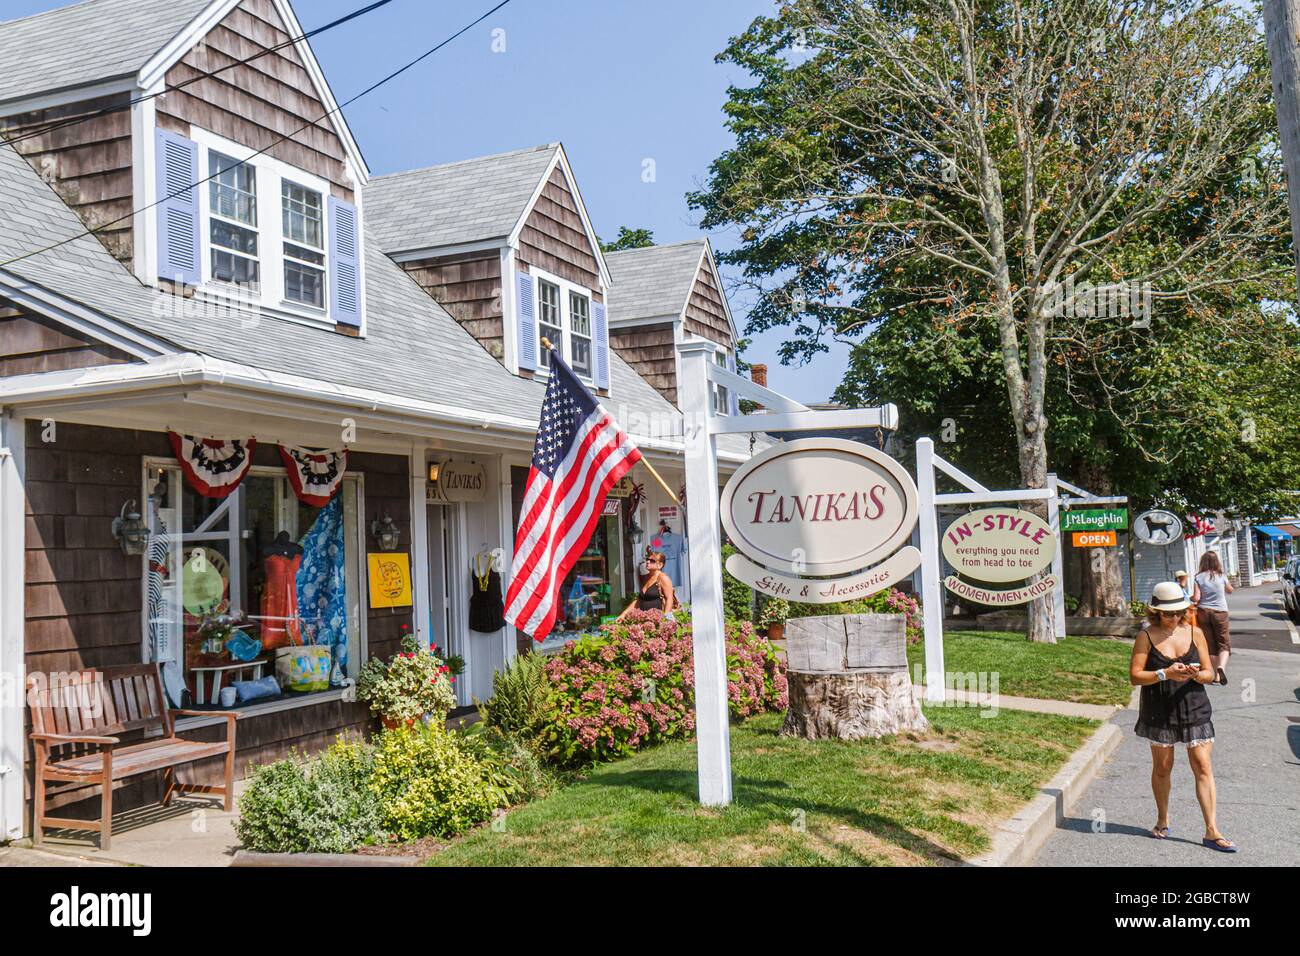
[381,716,418,730]
[766,623,786,641]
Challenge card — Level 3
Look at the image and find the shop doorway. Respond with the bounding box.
[426,502,468,706]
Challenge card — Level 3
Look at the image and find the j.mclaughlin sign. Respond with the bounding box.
[721,438,921,602]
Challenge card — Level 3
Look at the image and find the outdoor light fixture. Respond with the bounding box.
[112,500,149,556]
[371,513,401,552]
[428,462,441,483]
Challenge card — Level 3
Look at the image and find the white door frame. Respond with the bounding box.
[0,411,26,840]
[679,341,898,807]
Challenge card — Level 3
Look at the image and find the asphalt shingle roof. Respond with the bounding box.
[0,141,766,459]
[365,144,559,255]
[0,0,212,105]
[605,240,707,325]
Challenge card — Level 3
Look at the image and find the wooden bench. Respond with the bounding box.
[28,662,237,849]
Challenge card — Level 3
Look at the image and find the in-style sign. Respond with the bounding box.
[941,507,1056,583]
[1072,530,1117,548]
[721,437,920,602]
[1133,509,1183,546]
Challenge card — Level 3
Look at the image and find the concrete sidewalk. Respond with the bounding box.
[1033,646,1300,866]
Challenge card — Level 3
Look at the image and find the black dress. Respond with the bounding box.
[1134,639,1215,746]
[468,566,505,633]
[635,580,664,613]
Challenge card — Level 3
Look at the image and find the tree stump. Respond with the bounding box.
[780,613,929,740]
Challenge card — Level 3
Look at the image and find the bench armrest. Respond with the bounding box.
[30,732,119,746]
[170,709,239,720]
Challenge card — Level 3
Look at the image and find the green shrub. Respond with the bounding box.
[369,723,499,841]
[458,725,555,805]
[356,632,457,724]
[539,612,787,766]
[235,736,382,853]
[722,542,755,622]
[477,651,549,745]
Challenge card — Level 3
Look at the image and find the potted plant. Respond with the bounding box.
[758,599,790,641]
[356,630,456,729]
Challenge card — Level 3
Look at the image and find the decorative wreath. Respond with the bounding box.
[168,432,256,499]
[279,445,349,507]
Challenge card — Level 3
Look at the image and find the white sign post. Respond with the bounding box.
[678,340,898,807]
[915,438,1129,702]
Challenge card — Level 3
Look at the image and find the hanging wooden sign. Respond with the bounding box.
[941,507,1056,583]
[434,461,487,503]
[1072,530,1117,548]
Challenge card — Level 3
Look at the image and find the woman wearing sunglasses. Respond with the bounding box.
[1130,581,1236,852]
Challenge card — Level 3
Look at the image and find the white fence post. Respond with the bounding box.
[678,341,733,807]
[915,438,946,703]
[0,412,27,840]
[1047,473,1067,639]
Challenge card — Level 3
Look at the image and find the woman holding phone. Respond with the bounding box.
[1130,582,1235,851]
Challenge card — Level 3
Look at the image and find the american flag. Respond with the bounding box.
[505,347,642,641]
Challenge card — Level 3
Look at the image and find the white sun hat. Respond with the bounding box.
[1149,580,1192,612]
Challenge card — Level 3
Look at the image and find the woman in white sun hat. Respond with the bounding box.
[1129,581,1235,852]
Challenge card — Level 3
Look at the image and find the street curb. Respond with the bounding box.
[966,719,1122,867]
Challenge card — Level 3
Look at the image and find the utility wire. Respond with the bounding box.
[1,0,396,150]
[0,0,514,271]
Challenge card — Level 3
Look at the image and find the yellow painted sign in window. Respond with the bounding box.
[367,552,413,608]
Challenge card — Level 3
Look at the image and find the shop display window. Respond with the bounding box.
[142,462,363,710]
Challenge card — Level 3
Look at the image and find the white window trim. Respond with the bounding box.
[190,127,335,329]
[139,458,369,709]
[528,265,596,384]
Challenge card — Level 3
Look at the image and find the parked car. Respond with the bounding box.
[1281,558,1300,623]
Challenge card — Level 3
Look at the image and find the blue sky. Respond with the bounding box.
[7,0,852,401]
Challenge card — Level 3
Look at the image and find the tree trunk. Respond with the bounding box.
[780,614,929,740]
[1076,456,1129,616]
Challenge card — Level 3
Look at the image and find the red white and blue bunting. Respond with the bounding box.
[279,445,349,507]
[168,432,256,499]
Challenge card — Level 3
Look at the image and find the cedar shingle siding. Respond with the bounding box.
[157,0,355,201]
[0,303,134,376]
[516,165,601,293]
[610,322,677,405]
[0,93,136,265]
[400,250,505,360]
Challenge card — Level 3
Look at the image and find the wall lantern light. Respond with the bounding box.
[371,513,401,552]
[112,500,149,555]
[428,462,441,483]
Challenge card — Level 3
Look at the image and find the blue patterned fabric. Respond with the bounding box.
[296,497,348,675]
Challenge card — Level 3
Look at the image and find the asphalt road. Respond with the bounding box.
[1034,586,1300,866]
[1223,583,1300,654]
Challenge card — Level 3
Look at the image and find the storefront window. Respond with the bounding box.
[142,463,363,710]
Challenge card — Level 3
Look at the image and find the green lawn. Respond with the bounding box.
[429,707,1097,867]
[907,630,1132,706]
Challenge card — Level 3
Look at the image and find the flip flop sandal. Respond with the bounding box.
[1217,668,1228,685]
[1202,837,1237,853]
[1151,825,1170,839]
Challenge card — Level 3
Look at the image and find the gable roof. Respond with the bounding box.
[0,137,760,460]
[0,0,212,106]
[605,240,710,325]
[366,144,561,255]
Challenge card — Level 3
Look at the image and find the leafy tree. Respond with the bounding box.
[599,227,656,252]
[690,0,1293,639]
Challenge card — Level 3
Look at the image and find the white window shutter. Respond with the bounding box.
[516,273,537,371]
[593,301,609,390]
[154,129,200,285]
[328,196,362,328]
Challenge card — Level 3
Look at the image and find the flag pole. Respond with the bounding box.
[541,337,680,505]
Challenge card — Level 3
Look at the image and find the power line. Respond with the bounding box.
[0,0,396,150]
[0,0,514,271]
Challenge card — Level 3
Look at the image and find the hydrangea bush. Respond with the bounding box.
[539,609,787,766]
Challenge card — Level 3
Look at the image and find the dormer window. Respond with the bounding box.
[537,278,564,369]
[569,291,592,377]
[209,151,259,289]
[282,180,325,309]
[155,128,363,331]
